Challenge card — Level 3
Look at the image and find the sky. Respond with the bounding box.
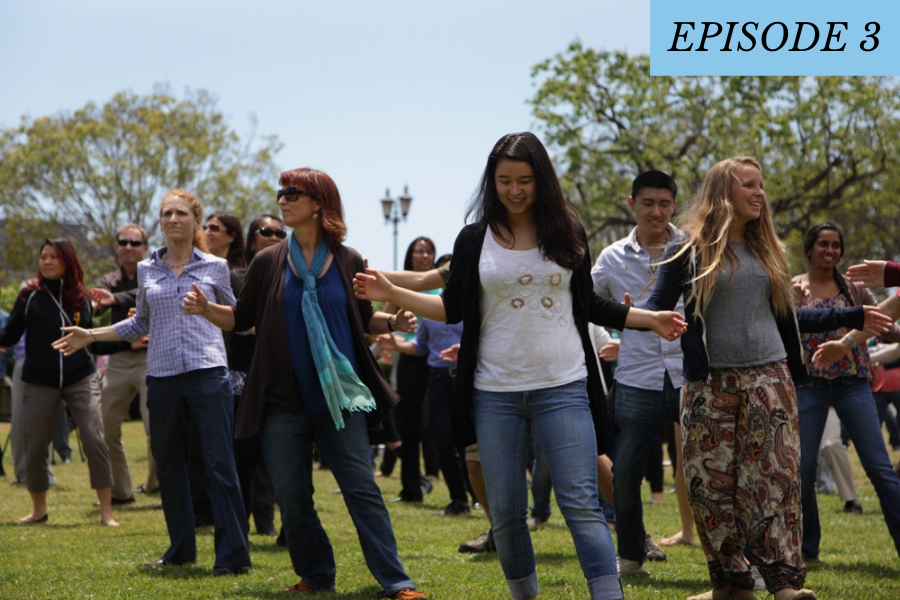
[0,0,651,271]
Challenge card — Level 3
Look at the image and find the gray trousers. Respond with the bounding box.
[23,375,112,493]
[100,351,156,498]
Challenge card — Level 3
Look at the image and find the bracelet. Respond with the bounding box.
[88,329,99,342]
[387,315,396,332]
[843,334,859,349]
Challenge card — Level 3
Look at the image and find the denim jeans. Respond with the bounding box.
[146,367,250,569]
[259,411,416,595]
[797,378,900,560]
[530,436,553,522]
[612,374,680,563]
[474,379,622,600]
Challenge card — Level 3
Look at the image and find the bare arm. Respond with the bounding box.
[52,325,122,356]
[354,269,447,322]
[376,332,419,356]
[380,268,445,292]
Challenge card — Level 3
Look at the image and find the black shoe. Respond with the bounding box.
[257,526,278,537]
[388,493,423,503]
[211,566,247,577]
[142,558,192,567]
[433,501,471,516]
[843,500,863,514]
[94,496,135,507]
[419,475,434,496]
[276,529,287,547]
[458,529,496,553]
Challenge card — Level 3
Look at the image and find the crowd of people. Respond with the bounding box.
[2,131,900,599]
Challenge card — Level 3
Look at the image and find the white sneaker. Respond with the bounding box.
[617,557,648,575]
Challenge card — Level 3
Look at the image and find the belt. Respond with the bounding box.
[430,367,457,378]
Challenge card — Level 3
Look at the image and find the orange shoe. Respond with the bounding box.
[284,580,316,594]
[388,588,428,599]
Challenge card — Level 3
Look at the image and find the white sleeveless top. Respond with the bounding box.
[474,231,587,391]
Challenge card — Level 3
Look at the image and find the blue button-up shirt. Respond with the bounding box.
[591,225,684,390]
[114,248,235,377]
[410,318,464,369]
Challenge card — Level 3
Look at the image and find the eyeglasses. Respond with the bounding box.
[412,249,434,256]
[256,227,287,239]
[202,222,224,232]
[116,239,146,247]
[277,187,310,202]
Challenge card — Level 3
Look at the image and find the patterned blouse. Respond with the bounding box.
[801,293,873,382]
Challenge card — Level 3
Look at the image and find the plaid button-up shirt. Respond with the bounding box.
[114,247,235,377]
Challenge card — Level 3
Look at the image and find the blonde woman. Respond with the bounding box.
[642,157,889,600]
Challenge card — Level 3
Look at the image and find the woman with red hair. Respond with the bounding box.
[0,239,122,526]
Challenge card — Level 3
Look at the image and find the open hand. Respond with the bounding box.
[376,333,398,351]
[846,260,887,288]
[599,340,620,361]
[440,343,460,363]
[652,311,687,342]
[51,327,92,357]
[392,309,417,334]
[353,269,395,302]
[862,305,892,336]
[811,339,850,369]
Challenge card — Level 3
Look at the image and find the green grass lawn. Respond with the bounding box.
[1,420,900,599]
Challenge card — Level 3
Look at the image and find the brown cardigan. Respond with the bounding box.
[231,240,399,439]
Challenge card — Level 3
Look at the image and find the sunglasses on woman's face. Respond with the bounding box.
[277,187,310,202]
[256,227,287,239]
[116,239,146,247]
[202,222,225,232]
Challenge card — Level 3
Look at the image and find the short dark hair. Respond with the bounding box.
[466,132,584,270]
[245,214,283,265]
[631,170,677,201]
[208,212,245,269]
[403,237,436,271]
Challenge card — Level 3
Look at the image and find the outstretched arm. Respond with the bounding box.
[354,268,447,322]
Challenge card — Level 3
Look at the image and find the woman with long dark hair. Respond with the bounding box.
[205,212,246,269]
[181,168,428,598]
[244,213,285,266]
[54,189,251,575]
[792,222,900,563]
[354,132,687,600]
[1,239,120,526]
[642,159,890,600]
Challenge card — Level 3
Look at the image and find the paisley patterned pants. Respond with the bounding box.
[681,360,806,593]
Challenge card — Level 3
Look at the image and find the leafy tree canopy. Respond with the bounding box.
[531,42,900,274]
[0,85,282,283]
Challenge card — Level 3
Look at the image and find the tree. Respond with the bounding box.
[530,42,900,272]
[0,86,282,284]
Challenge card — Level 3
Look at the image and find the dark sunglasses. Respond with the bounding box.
[256,227,287,239]
[116,239,146,247]
[277,186,310,202]
[202,222,226,232]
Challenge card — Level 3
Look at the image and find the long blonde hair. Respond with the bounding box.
[675,157,794,318]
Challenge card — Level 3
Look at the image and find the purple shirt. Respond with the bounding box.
[411,318,463,369]
[114,247,235,377]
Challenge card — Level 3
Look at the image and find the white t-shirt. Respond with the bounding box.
[474,231,587,391]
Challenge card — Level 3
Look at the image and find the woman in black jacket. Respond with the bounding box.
[1,239,124,526]
[354,132,685,600]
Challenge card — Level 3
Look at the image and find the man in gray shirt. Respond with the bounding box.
[591,171,690,574]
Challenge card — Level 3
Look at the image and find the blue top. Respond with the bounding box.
[284,261,358,414]
[114,247,235,377]
[411,317,463,369]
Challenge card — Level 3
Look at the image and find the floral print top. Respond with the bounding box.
[801,293,873,382]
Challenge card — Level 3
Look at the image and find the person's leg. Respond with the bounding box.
[474,388,539,600]
[796,381,831,561]
[646,432,665,505]
[395,355,429,501]
[611,382,671,564]
[316,411,419,595]
[531,379,622,600]
[427,373,469,509]
[134,358,157,493]
[100,354,137,500]
[146,374,197,565]
[52,400,72,462]
[63,376,116,524]
[833,381,900,558]
[184,367,250,569]
[21,383,61,516]
[10,359,33,484]
[661,423,696,546]
[260,412,336,591]
[819,407,859,505]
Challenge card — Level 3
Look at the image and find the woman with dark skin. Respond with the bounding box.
[244,213,285,266]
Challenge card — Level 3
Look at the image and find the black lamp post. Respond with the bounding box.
[381,185,413,270]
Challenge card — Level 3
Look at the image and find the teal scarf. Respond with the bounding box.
[288,234,376,429]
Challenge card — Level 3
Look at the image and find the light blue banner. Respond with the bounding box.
[650,0,897,75]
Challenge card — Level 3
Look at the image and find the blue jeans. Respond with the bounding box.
[146,367,250,568]
[474,379,622,600]
[530,436,553,522]
[797,378,900,560]
[259,411,416,596]
[612,375,680,563]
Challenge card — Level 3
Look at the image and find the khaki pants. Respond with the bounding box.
[101,351,156,498]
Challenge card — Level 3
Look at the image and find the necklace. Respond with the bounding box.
[638,228,671,276]
[162,250,191,270]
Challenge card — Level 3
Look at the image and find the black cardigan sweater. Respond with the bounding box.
[231,241,399,439]
[441,223,629,455]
